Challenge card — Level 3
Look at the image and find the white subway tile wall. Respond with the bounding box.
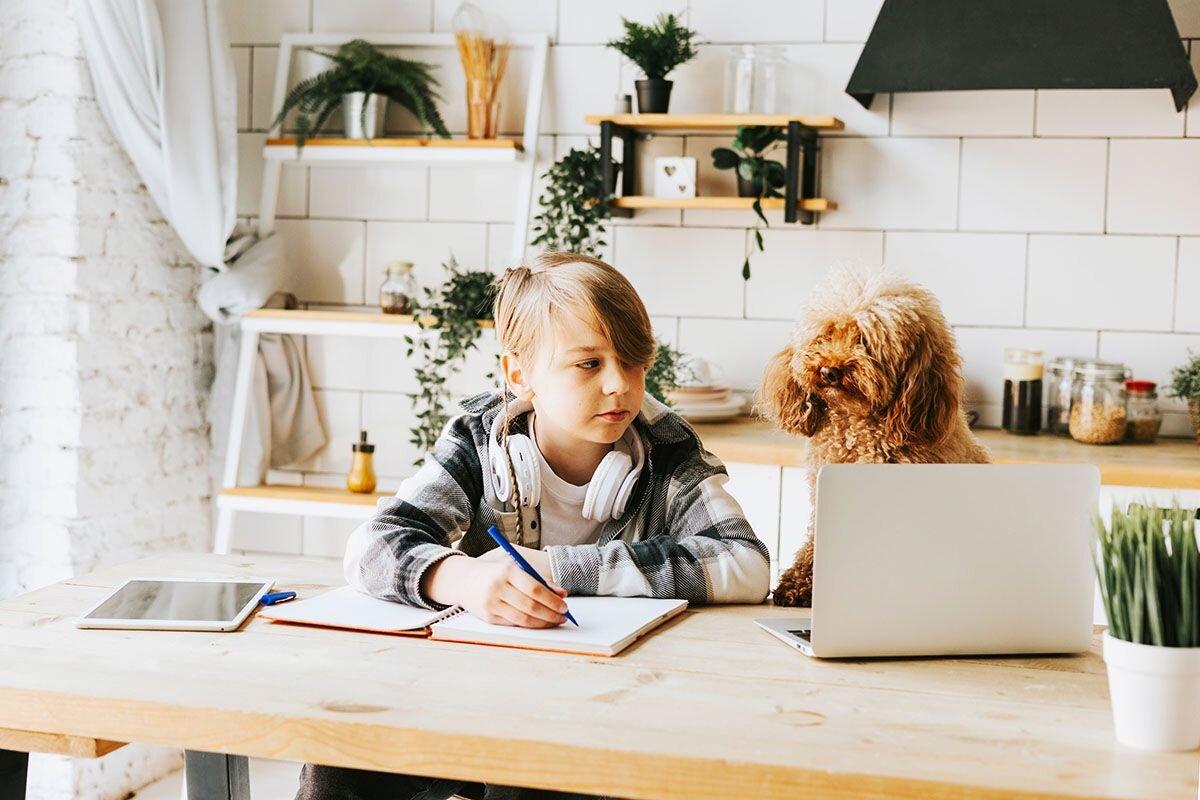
[226,1,1200,555]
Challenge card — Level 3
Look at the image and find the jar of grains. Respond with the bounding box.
[1069,362,1128,445]
[1123,380,1163,444]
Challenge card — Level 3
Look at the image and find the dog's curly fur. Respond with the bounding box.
[758,268,991,607]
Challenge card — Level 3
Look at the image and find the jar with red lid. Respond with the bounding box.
[1124,380,1162,444]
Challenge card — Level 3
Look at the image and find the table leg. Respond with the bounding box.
[0,749,28,800]
[184,751,250,800]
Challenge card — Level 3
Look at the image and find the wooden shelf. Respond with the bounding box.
[263,137,523,164]
[584,114,844,131]
[612,196,837,212]
[242,309,494,337]
[219,484,391,519]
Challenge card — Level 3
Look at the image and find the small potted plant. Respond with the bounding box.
[1169,351,1200,441]
[711,126,787,280]
[607,13,698,114]
[645,340,694,407]
[531,145,612,257]
[273,39,451,149]
[1095,503,1200,750]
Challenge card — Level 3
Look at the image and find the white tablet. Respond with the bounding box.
[75,577,274,632]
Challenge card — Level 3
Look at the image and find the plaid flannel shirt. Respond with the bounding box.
[343,390,771,609]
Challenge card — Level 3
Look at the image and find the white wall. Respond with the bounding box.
[0,0,212,796]
[225,1,1200,556]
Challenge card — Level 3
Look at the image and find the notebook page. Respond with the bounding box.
[430,596,688,655]
[260,586,456,634]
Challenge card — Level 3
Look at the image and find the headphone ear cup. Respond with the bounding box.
[583,450,632,521]
[490,444,512,504]
[506,433,540,508]
[612,429,645,519]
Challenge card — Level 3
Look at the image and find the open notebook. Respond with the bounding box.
[260,586,688,657]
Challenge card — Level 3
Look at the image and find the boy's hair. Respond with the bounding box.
[493,252,656,373]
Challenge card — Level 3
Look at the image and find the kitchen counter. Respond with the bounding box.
[691,417,1200,489]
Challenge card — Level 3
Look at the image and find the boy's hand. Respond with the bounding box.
[478,542,553,582]
[422,555,569,628]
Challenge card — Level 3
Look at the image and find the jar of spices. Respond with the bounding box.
[1124,380,1162,444]
[1046,355,1087,436]
[1069,363,1128,444]
[379,261,417,315]
[1002,348,1043,435]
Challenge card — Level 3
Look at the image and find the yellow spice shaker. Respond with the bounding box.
[347,430,377,493]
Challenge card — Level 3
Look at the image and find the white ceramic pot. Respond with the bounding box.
[342,92,387,139]
[1103,632,1200,750]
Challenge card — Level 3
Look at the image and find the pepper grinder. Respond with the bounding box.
[347,430,377,493]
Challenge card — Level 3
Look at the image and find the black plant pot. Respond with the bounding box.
[736,174,764,198]
[635,79,673,114]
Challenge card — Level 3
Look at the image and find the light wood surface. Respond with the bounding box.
[265,137,522,149]
[220,484,389,506]
[584,114,845,131]
[611,196,837,212]
[692,417,1200,489]
[0,728,124,758]
[0,553,1194,799]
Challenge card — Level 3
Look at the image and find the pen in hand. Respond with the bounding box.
[486,525,579,627]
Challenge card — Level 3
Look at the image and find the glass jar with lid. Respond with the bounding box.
[1124,380,1162,444]
[379,261,417,315]
[1046,355,1088,436]
[1001,348,1043,435]
[1068,363,1128,445]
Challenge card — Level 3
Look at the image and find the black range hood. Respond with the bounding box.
[846,0,1197,111]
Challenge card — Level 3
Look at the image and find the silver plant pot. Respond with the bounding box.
[342,92,388,139]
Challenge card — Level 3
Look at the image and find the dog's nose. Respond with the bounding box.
[819,365,842,385]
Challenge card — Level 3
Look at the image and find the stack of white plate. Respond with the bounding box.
[665,385,746,423]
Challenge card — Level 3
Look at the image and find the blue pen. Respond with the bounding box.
[486,525,578,626]
[260,591,297,606]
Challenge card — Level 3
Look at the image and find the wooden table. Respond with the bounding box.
[693,418,1200,489]
[0,553,1196,800]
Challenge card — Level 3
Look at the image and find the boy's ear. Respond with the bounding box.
[500,352,533,399]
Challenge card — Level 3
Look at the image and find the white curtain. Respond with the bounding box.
[74,0,327,488]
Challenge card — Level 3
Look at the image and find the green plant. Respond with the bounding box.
[530,145,612,257]
[1093,503,1200,647]
[273,39,451,148]
[645,341,695,407]
[1169,351,1200,404]
[606,12,698,80]
[405,257,497,461]
[712,126,787,280]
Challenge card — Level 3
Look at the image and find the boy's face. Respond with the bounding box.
[504,311,646,446]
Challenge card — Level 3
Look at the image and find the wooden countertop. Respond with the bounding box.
[0,552,1195,800]
[691,417,1200,490]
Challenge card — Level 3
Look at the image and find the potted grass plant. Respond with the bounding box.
[607,13,698,113]
[1168,351,1200,442]
[1094,503,1200,750]
[273,39,451,148]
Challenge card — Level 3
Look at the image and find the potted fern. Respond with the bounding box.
[1095,503,1200,750]
[607,13,698,114]
[273,39,451,148]
[1169,351,1200,442]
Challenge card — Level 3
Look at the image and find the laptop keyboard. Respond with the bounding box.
[787,628,812,642]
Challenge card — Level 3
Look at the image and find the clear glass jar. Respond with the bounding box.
[1069,363,1128,445]
[722,45,787,114]
[1124,380,1162,444]
[1001,348,1043,435]
[1046,355,1087,436]
[379,261,417,315]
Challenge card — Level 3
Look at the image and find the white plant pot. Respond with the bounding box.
[342,92,387,139]
[1103,633,1200,751]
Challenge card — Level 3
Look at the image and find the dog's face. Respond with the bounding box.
[759,270,963,447]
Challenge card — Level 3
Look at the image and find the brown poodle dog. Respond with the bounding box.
[759,268,991,607]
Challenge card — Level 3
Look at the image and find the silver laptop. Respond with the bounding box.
[757,463,1100,658]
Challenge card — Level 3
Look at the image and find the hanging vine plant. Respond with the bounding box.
[530,145,612,257]
[405,257,497,461]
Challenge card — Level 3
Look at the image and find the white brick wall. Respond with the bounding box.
[1,0,211,796]
[225,2,1200,553]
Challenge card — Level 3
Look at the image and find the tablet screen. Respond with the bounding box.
[84,580,267,623]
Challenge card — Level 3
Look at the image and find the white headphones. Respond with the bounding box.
[486,400,645,522]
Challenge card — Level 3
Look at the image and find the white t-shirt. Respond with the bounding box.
[530,416,605,548]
